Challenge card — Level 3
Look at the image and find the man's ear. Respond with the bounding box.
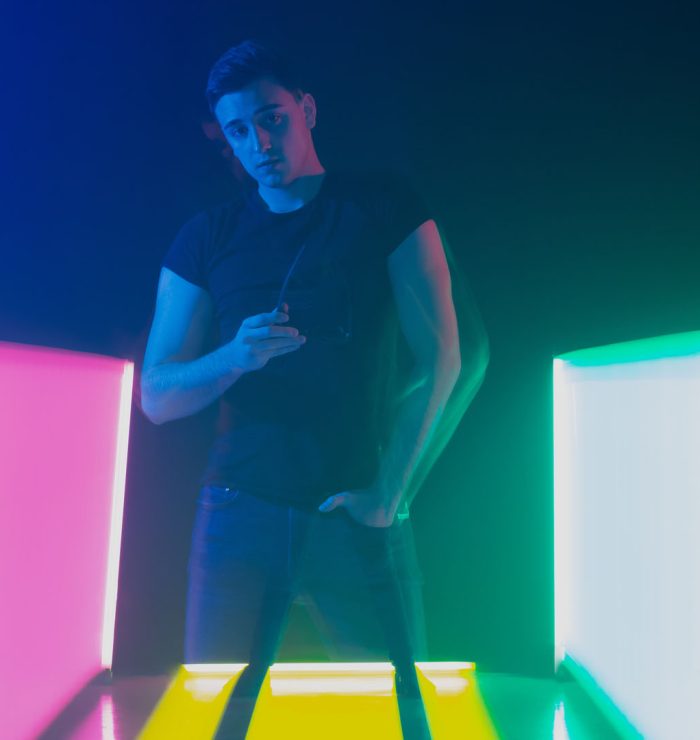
[201,118,231,158]
[301,92,318,129]
[200,118,249,182]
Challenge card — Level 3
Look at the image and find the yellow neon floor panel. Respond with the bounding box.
[415,662,498,739]
[249,662,402,738]
[139,661,498,739]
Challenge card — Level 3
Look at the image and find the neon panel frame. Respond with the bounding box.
[0,341,133,739]
[554,330,700,738]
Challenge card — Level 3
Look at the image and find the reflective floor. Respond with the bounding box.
[38,663,623,739]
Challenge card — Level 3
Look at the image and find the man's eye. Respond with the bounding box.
[267,113,282,124]
[230,127,246,138]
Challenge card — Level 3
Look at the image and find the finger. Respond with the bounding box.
[249,324,301,340]
[255,336,306,352]
[269,343,305,358]
[318,493,346,512]
[245,310,289,328]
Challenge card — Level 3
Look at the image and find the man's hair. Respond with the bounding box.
[206,39,305,114]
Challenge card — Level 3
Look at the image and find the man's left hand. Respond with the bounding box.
[318,486,396,528]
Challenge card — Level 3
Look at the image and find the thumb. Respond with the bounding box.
[319,492,347,513]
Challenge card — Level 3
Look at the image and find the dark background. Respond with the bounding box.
[2,1,698,677]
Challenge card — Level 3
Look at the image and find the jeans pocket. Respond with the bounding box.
[196,485,242,511]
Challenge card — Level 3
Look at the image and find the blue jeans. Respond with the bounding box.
[184,484,428,667]
[184,485,432,738]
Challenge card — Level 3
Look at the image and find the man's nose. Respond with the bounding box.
[250,125,271,153]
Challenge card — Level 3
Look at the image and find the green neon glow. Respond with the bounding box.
[556,329,700,365]
[561,655,643,740]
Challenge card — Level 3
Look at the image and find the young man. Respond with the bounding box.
[141,39,474,736]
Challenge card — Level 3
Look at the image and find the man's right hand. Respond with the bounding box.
[224,302,306,373]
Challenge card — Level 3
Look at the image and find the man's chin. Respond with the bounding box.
[254,168,286,185]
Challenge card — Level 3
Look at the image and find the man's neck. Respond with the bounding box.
[257,169,327,213]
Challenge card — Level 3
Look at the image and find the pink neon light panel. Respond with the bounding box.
[0,341,133,740]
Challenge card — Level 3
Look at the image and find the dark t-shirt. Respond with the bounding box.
[161,170,433,509]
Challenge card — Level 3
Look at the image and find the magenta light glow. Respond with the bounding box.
[0,341,134,740]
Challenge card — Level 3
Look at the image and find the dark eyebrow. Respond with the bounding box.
[223,104,283,129]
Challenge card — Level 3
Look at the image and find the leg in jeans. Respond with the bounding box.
[299,508,432,738]
[183,486,295,739]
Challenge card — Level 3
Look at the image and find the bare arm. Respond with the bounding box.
[141,267,304,424]
[372,219,463,517]
[320,218,488,525]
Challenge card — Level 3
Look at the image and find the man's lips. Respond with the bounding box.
[257,159,281,168]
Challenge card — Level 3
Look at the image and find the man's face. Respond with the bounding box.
[214,76,317,187]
